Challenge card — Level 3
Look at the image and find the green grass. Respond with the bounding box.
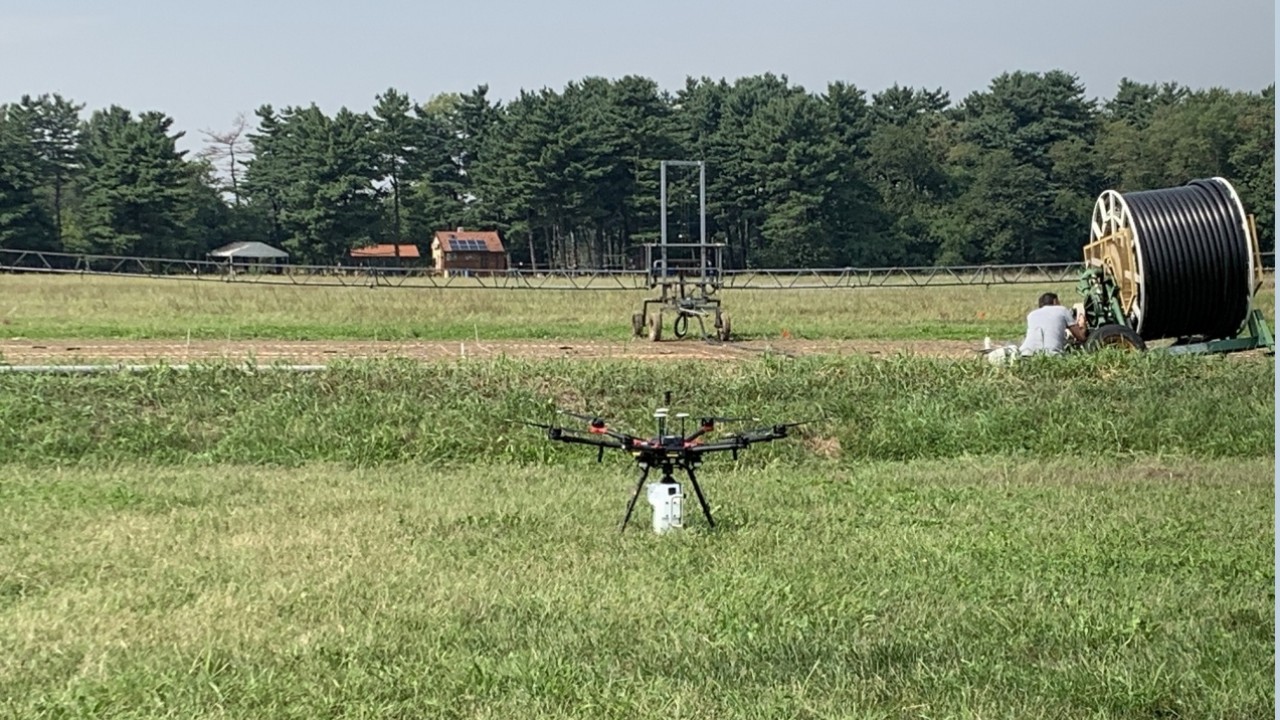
[0,354,1272,718]
[14,274,1270,342]
[0,355,1272,464]
[0,458,1272,719]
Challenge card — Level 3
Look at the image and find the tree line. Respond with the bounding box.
[0,71,1272,268]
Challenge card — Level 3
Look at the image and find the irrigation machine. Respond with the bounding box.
[630,160,732,342]
[1074,176,1274,356]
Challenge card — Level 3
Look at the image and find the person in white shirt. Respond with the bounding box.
[1019,292,1087,356]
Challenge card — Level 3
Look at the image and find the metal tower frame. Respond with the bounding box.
[634,160,730,342]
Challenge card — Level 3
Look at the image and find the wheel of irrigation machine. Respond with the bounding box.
[631,312,645,337]
[716,312,732,342]
[1085,323,1147,352]
[647,311,663,342]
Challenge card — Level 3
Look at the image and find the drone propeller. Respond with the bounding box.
[514,419,566,440]
[762,420,811,436]
[718,420,811,442]
[700,415,760,424]
[514,415,565,430]
[558,410,612,433]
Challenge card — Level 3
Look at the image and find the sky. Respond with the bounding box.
[0,0,1274,154]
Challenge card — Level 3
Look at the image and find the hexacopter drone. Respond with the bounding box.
[522,392,803,532]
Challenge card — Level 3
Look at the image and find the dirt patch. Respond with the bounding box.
[0,338,981,365]
[804,435,844,460]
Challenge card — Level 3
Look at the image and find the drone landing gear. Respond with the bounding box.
[620,462,715,533]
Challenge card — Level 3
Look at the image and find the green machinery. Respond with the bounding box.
[1074,177,1274,356]
[630,160,732,342]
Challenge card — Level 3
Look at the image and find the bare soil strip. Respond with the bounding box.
[0,338,981,364]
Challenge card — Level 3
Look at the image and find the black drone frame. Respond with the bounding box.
[524,392,802,532]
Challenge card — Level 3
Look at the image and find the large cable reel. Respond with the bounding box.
[1086,177,1259,342]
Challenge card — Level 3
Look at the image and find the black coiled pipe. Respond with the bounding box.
[1121,178,1250,340]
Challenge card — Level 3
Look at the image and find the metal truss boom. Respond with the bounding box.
[1,249,1272,291]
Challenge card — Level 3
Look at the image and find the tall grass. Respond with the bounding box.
[0,354,1271,466]
[2,274,1234,341]
[0,459,1272,719]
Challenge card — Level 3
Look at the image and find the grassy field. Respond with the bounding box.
[0,458,1272,719]
[0,356,1274,718]
[13,274,1267,342]
[0,272,1274,718]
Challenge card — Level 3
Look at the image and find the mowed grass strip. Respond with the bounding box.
[7,273,1253,342]
[0,458,1272,719]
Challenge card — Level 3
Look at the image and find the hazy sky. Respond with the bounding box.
[1,0,1274,153]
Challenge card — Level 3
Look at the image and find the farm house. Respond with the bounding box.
[431,229,507,276]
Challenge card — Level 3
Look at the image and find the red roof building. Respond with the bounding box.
[431,229,507,276]
[349,244,421,259]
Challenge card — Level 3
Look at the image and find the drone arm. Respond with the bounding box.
[689,436,750,455]
[602,429,641,445]
[684,426,713,443]
[738,428,790,445]
[691,425,793,455]
[551,432,627,450]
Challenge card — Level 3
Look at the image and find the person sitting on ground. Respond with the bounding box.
[1013,289,1085,353]
[1019,292,1086,356]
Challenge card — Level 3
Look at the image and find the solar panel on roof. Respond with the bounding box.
[454,239,486,251]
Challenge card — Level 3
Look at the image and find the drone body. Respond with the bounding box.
[523,392,802,532]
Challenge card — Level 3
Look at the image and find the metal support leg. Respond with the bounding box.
[685,466,715,528]
[620,464,651,532]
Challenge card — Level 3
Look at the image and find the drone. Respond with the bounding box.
[522,392,804,532]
